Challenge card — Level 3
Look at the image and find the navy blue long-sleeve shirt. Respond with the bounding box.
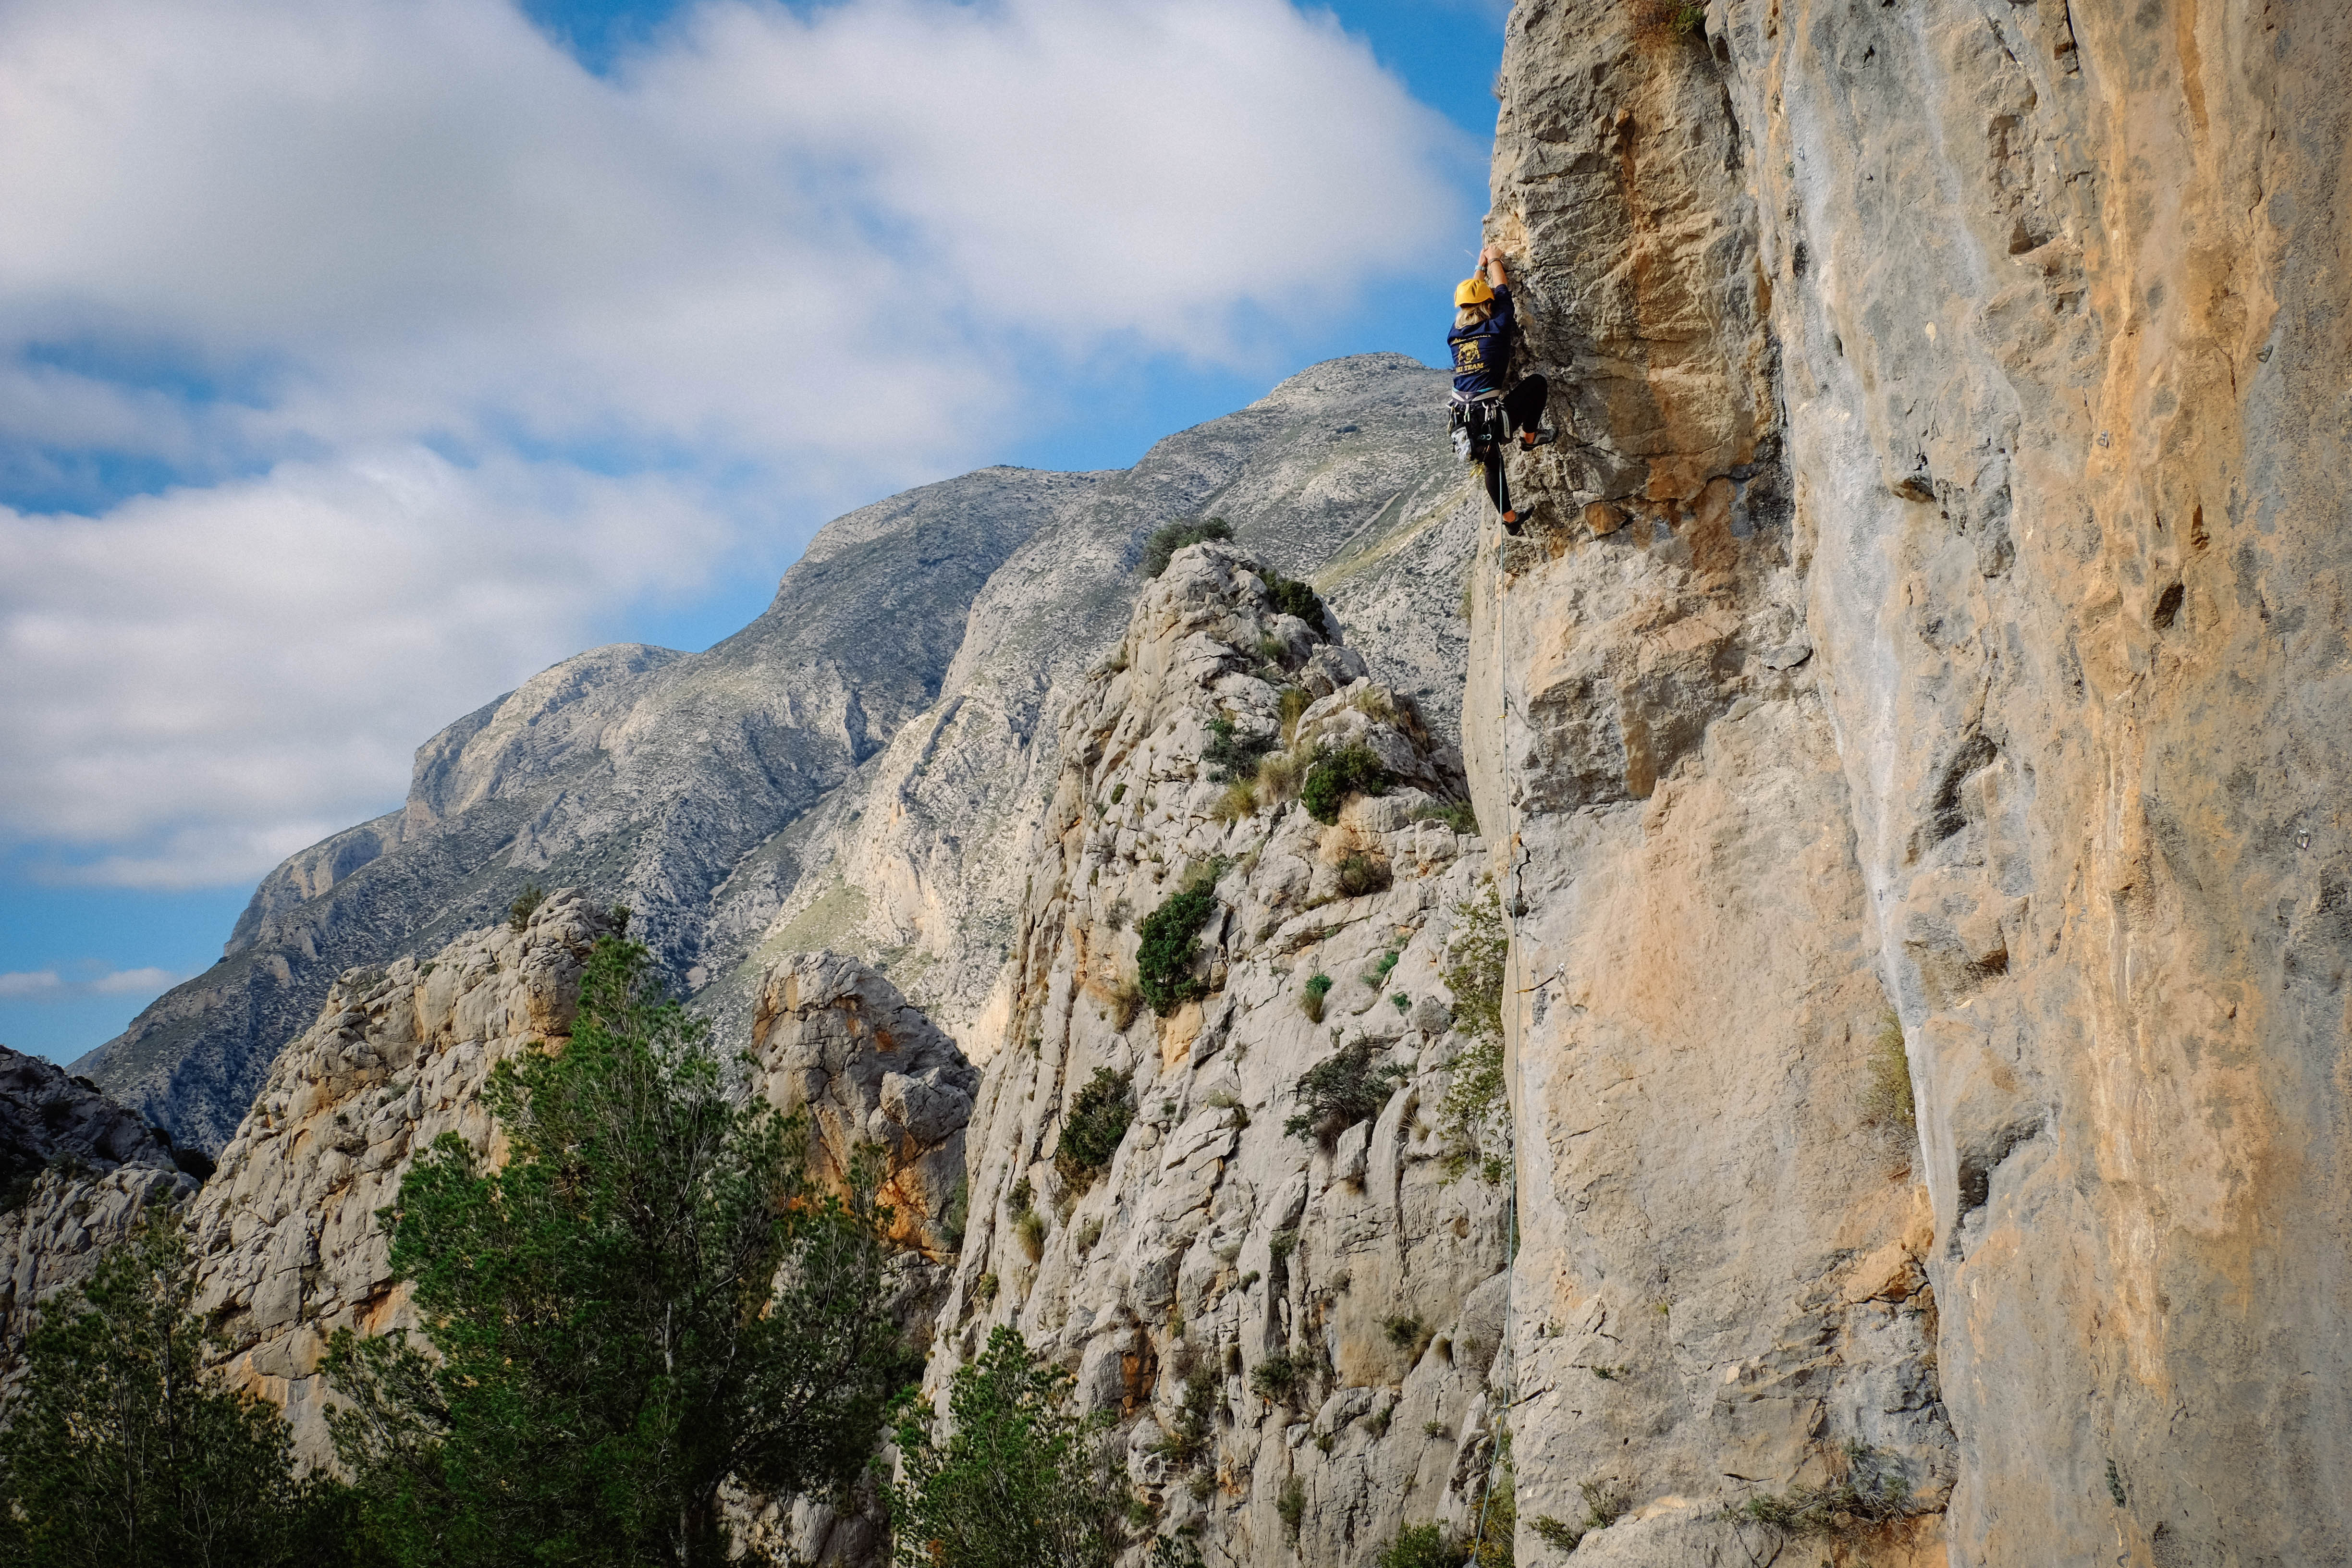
[1447,285,1514,398]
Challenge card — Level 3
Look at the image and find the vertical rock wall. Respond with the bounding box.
[1482,0,2352,1563]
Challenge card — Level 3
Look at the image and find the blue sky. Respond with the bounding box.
[0,0,1506,1061]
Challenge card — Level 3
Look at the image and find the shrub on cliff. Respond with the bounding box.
[324,936,910,1568]
[1438,883,1513,1184]
[1300,745,1390,825]
[1056,1067,1134,1184]
[0,1207,367,1568]
[1260,568,1326,628]
[1135,869,1224,1016]
[1140,518,1233,578]
[1377,1522,1467,1568]
[1283,1038,1408,1148]
[1202,715,1279,785]
[883,1326,1129,1568]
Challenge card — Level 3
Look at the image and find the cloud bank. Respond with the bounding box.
[0,966,185,1001]
[0,0,1468,888]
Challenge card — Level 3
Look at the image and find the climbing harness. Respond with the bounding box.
[1451,392,1520,532]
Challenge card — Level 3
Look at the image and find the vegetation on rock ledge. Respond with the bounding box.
[1301,744,1390,825]
[1438,882,1512,1184]
[1056,1067,1135,1184]
[1135,866,1225,1016]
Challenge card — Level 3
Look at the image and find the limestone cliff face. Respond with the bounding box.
[936,543,1513,1565]
[185,891,623,1458]
[182,890,977,1469]
[1479,2,2352,1563]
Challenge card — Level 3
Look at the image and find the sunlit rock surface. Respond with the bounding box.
[1475,0,2352,1561]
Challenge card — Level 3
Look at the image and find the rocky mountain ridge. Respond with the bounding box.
[0,1045,198,1374]
[80,354,1475,1153]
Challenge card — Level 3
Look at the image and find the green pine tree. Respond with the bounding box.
[883,1327,1129,1568]
[0,1204,366,1568]
[324,935,911,1568]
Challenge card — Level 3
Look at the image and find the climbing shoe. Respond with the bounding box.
[1501,509,1523,535]
[1518,428,1557,450]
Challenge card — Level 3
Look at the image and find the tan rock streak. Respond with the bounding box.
[1486,0,2352,1562]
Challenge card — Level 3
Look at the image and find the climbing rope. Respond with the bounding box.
[1467,467,1533,1562]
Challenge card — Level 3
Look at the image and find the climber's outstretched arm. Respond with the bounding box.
[1481,242,1509,291]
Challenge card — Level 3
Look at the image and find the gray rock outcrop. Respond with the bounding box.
[0,1046,196,1365]
[750,952,980,1259]
[933,544,1513,1564]
[186,890,622,1458]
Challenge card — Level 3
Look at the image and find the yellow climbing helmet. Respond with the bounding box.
[1455,274,1494,307]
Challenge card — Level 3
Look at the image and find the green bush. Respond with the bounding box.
[1377,1522,1467,1568]
[884,1326,1130,1568]
[1260,568,1327,628]
[1150,1367,1221,1474]
[1141,518,1234,578]
[1336,853,1392,898]
[1249,1353,1300,1405]
[1284,1038,1408,1148]
[1302,973,1333,1022]
[1419,799,1480,835]
[1136,878,1221,1016]
[1056,1068,1134,1183]
[1729,1441,1909,1535]
[1277,1476,1307,1543]
[1300,745,1390,825]
[941,1176,969,1249]
[1203,715,1279,785]
[506,881,545,932]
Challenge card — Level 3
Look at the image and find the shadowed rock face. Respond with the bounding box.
[0,1046,195,1368]
[750,952,980,1259]
[0,1046,187,1188]
[1475,1,2352,1563]
[78,354,1475,1155]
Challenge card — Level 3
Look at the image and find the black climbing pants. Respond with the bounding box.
[1475,375,1550,519]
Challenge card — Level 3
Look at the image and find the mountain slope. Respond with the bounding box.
[80,354,1474,1151]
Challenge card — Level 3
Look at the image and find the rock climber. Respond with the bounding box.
[1448,241,1552,533]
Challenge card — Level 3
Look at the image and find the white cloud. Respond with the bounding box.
[89,966,182,995]
[2,449,731,876]
[0,0,1468,887]
[0,966,184,1000]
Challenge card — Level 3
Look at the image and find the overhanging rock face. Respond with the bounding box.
[1475,1,2352,1563]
